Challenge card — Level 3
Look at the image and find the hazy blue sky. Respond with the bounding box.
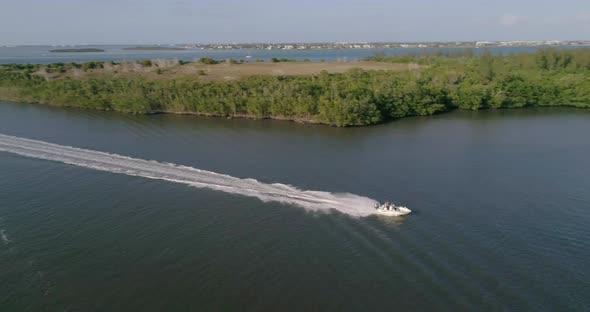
[1,0,588,45]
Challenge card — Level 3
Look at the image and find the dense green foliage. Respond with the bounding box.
[1,49,590,126]
[270,58,297,63]
[198,57,220,65]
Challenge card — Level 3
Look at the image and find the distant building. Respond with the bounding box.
[476,41,496,47]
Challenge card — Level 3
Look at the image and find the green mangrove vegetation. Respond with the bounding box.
[1,49,590,126]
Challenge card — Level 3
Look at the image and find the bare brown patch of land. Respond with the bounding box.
[37,61,421,82]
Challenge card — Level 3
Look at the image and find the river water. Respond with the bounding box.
[0,102,589,311]
[1,45,589,64]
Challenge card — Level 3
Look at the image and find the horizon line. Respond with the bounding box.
[3,39,590,47]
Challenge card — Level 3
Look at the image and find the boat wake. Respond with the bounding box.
[0,229,9,244]
[0,134,377,217]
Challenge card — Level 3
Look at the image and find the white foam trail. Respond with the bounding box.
[0,134,377,217]
[0,229,9,244]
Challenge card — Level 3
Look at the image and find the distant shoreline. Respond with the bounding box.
[50,48,105,53]
[123,46,187,51]
[5,41,588,52]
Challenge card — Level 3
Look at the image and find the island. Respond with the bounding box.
[123,46,186,51]
[50,48,105,53]
[1,49,589,126]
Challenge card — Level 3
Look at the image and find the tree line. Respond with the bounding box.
[0,49,589,126]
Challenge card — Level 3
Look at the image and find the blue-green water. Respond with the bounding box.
[1,45,588,64]
[0,102,589,311]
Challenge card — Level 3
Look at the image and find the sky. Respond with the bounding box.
[1,0,589,45]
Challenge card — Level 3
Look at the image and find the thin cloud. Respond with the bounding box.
[170,0,233,18]
[499,13,521,27]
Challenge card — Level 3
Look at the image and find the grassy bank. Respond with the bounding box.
[1,49,589,126]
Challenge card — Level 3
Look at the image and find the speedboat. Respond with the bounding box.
[374,202,412,216]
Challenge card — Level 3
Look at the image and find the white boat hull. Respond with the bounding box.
[375,204,412,216]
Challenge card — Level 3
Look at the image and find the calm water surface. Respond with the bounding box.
[0,102,589,311]
[1,45,589,64]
